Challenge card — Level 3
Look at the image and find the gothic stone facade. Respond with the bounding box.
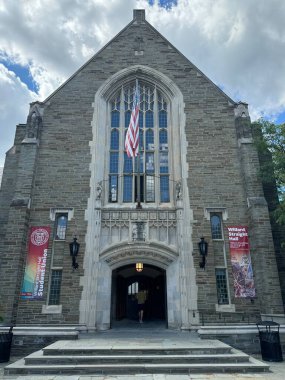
[0,10,283,331]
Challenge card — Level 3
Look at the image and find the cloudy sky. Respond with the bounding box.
[1,0,285,167]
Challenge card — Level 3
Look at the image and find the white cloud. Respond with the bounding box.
[0,63,36,166]
[0,0,285,166]
[0,0,137,92]
[139,0,285,118]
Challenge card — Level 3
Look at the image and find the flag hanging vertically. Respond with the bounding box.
[125,82,140,157]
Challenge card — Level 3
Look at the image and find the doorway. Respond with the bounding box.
[111,263,167,325]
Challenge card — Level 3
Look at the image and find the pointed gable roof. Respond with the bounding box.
[44,9,235,105]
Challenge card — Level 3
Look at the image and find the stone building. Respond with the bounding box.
[0,9,283,333]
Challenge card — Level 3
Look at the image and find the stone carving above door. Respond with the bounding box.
[100,209,177,251]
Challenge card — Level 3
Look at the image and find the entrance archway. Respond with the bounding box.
[111,264,167,325]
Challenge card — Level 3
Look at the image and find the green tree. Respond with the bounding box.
[252,119,285,225]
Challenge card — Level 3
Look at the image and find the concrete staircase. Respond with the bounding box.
[5,338,269,376]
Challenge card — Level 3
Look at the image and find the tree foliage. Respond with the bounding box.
[252,119,285,225]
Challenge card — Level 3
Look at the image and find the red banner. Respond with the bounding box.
[227,226,256,298]
[21,226,51,299]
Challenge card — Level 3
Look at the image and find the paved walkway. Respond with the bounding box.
[1,325,284,379]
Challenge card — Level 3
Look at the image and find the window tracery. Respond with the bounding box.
[109,81,170,204]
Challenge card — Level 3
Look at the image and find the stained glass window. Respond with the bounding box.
[159,129,168,148]
[124,153,133,173]
[111,111,119,128]
[109,83,170,203]
[160,152,168,173]
[160,176,170,202]
[146,175,155,202]
[110,152,119,173]
[111,129,119,150]
[146,129,154,150]
[123,176,133,202]
[146,111,153,128]
[159,110,167,128]
[146,153,154,173]
[109,175,118,202]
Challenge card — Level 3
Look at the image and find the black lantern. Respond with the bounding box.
[198,237,208,270]
[70,237,80,270]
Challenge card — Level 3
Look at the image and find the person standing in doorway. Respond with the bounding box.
[136,288,147,323]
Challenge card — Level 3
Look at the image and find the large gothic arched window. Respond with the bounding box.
[109,81,170,204]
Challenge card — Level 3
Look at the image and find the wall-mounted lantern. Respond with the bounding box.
[198,237,208,270]
[70,237,80,271]
[136,262,143,272]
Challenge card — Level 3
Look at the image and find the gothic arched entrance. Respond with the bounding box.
[81,64,199,331]
[111,264,167,326]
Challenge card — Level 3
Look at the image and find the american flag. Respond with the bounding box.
[125,82,140,158]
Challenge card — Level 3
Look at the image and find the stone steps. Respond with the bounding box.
[25,349,249,365]
[43,346,232,356]
[5,339,269,376]
[5,359,269,375]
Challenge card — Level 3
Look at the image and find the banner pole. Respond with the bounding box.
[136,79,141,209]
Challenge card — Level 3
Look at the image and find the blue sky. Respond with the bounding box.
[275,113,285,125]
[0,57,37,92]
[149,0,177,8]
[1,0,285,167]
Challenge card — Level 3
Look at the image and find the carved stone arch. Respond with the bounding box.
[100,242,179,270]
[97,64,183,102]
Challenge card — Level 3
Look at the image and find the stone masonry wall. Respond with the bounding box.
[0,125,25,245]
